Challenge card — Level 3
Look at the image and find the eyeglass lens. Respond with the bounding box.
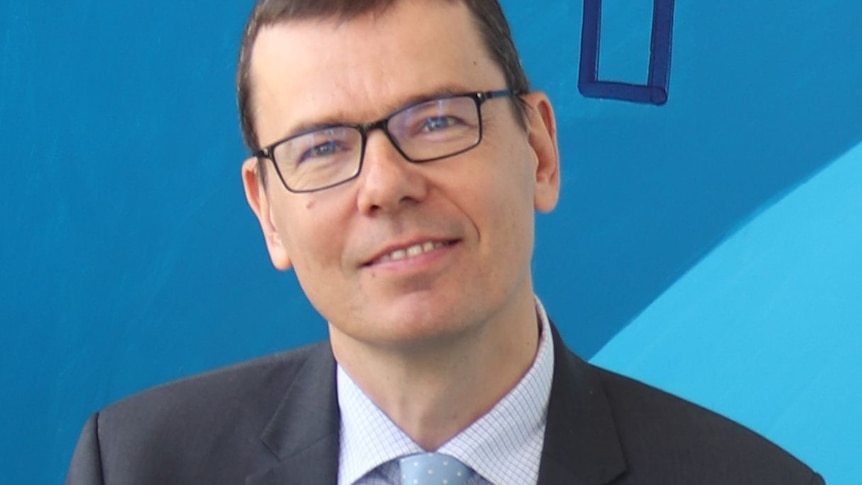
[272,95,482,192]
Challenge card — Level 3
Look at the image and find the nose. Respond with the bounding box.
[356,131,428,215]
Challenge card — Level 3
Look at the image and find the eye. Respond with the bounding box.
[301,140,340,160]
[420,116,462,132]
[294,130,356,165]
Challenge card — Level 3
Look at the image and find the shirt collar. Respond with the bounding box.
[336,297,555,484]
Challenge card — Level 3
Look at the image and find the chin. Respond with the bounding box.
[342,305,475,347]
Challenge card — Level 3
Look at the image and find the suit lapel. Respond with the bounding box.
[247,344,341,485]
[537,326,628,485]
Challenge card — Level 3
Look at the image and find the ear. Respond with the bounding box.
[242,158,292,271]
[521,91,561,213]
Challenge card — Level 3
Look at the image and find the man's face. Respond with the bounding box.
[243,0,559,351]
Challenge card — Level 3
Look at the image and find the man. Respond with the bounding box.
[67,0,825,484]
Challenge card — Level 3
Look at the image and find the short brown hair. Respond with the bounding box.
[236,0,530,153]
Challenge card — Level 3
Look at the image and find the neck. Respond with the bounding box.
[330,294,540,450]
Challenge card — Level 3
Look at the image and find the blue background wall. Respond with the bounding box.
[593,142,862,484]
[1,1,860,483]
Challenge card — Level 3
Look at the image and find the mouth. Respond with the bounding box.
[365,240,456,267]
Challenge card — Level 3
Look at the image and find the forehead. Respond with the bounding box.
[249,0,505,144]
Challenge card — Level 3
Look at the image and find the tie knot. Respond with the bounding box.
[398,452,473,485]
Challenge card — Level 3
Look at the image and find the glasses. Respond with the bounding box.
[254,89,522,193]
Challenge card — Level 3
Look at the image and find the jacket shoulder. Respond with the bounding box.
[71,342,334,485]
[104,342,328,419]
[589,360,822,484]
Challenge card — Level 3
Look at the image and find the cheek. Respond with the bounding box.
[490,143,538,213]
[465,166,535,266]
[274,201,339,274]
[267,182,364,288]
[277,208,347,313]
[491,147,538,251]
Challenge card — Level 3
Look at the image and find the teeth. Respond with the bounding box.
[378,241,445,264]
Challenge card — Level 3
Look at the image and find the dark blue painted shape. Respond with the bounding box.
[579,0,675,105]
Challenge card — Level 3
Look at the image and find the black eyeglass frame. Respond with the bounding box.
[253,89,524,193]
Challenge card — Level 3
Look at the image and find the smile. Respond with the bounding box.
[371,241,451,265]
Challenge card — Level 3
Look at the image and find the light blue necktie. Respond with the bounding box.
[398,452,473,485]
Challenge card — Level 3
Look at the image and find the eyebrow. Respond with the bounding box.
[275,85,470,142]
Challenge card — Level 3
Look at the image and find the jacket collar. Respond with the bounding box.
[537,325,628,485]
[248,343,341,485]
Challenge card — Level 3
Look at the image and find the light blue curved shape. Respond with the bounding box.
[592,142,862,484]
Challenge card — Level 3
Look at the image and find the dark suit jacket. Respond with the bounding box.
[67,328,824,484]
